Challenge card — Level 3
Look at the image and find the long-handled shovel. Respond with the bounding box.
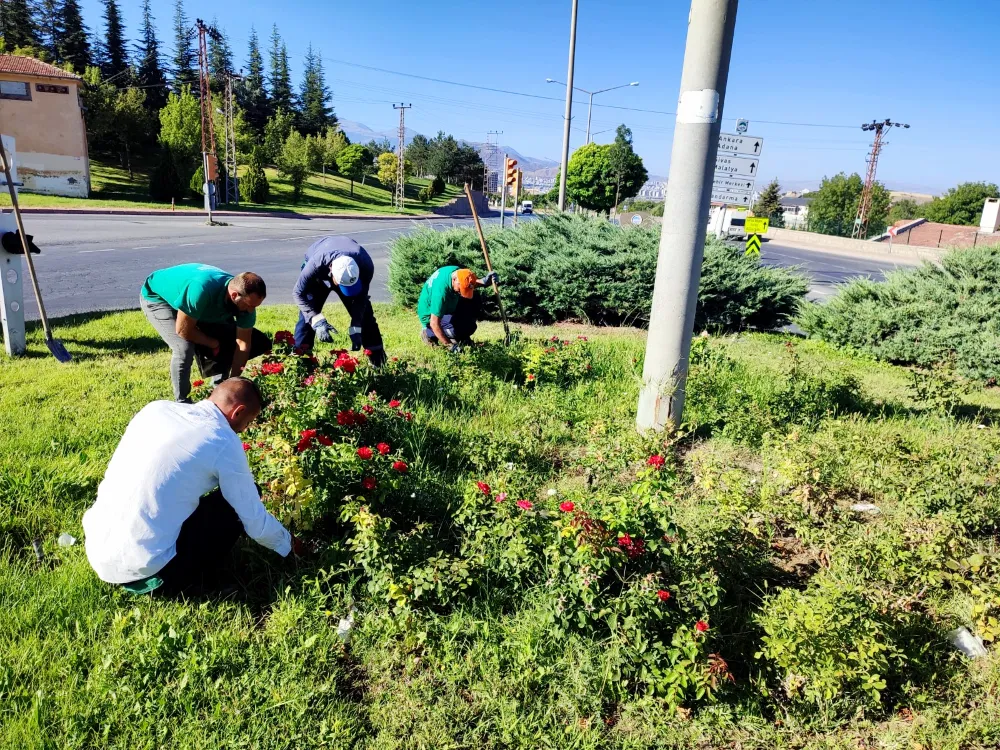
[464,183,512,345]
[0,138,70,362]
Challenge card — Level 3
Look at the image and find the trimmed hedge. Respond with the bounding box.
[797,244,1000,381]
[388,214,807,330]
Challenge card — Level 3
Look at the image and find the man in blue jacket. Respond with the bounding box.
[292,236,386,366]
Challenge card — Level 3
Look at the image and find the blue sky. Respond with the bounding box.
[87,0,999,193]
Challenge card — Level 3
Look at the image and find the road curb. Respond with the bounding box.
[13,207,473,220]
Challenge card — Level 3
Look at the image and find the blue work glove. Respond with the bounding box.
[480,271,500,287]
[349,332,363,351]
[310,314,336,343]
[449,341,463,354]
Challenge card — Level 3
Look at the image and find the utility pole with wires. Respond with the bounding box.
[393,103,411,211]
[196,18,220,220]
[850,119,910,239]
[223,72,243,205]
[484,130,502,197]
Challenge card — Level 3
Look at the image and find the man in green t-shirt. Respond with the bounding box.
[140,263,271,402]
[417,265,498,351]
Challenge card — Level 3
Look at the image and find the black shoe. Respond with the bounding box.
[177,397,193,404]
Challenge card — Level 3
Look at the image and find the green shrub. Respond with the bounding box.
[417,185,432,203]
[241,147,270,204]
[431,175,445,197]
[388,214,807,330]
[798,245,1000,381]
[188,164,204,200]
[147,145,184,202]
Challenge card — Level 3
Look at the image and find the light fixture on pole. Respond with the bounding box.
[546,78,639,143]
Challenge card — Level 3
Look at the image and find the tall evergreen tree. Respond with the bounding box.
[98,0,129,78]
[207,18,233,91]
[1,0,40,50]
[752,178,785,227]
[59,0,92,72]
[134,0,167,111]
[37,0,63,60]
[298,44,333,136]
[268,25,294,114]
[171,0,197,92]
[237,25,270,135]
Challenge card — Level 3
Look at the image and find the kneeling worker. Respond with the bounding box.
[418,265,498,350]
[82,378,292,595]
[292,236,386,366]
[140,263,271,402]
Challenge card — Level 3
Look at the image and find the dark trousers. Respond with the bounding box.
[293,283,385,355]
[155,488,244,596]
[423,297,479,342]
[196,321,272,382]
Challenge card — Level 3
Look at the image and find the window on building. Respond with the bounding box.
[0,80,31,100]
[36,83,69,95]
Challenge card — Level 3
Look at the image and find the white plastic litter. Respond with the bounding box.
[850,503,881,514]
[948,627,989,658]
[337,608,357,645]
[57,533,76,547]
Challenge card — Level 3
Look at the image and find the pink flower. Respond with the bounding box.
[516,499,533,510]
[361,476,377,491]
[647,454,666,469]
[389,399,401,408]
[242,442,251,451]
[377,442,391,455]
[357,446,373,460]
[362,404,374,414]
[559,501,575,512]
[192,379,205,387]
[404,412,413,422]
[392,460,408,473]
[364,348,373,357]
[302,374,316,386]
[495,492,508,503]
[657,590,671,602]
[477,481,491,496]
[695,620,709,633]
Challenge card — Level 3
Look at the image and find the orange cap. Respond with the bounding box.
[454,269,477,299]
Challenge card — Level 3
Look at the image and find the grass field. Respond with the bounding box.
[4,306,1000,748]
[0,160,463,215]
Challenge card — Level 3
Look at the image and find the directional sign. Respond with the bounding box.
[710,190,752,206]
[745,234,762,257]
[714,154,758,177]
[712,176,755,192]
[745,217,770,234]
[717,133,764,157]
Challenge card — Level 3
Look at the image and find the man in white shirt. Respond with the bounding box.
[83,377,293,595]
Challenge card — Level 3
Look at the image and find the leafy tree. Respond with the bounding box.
[807,172,890,238]
[113,87,149,179]
[276,130,311,202]
[298,44,333,136]
[134,0,168,112]
[317,125,347,176]
[406,134,431,177]
[36,0,62,61]
[268,25,294,115]
[80,65,117,154]
[336,144,371,196]
[752,178,785,227]
[171,0,197,93]
[158,85,201,185]
[450,144,485,189]
[263,109,294,163]
[207,18,233,92]
[376,152,412,188]
[426,131,459,180]
[607,125,646,210]
[888,198,920,225]
[0,0,40,50]
[98,0,128,79]
[148,144,184,201]
[238,26,270,135]
[59,0,91,72]
[565,141,647,215]
[242,146,270,204]
[921,182,1000,226]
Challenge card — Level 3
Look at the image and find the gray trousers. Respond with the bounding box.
[140,297,271,401]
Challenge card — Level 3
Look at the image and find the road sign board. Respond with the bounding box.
[717,133,764,157]
[710,190,752,206]
[745,217,769,234]
[712,176,755,192]
[631,214,642,225]
[745,234,762,257]
[714,154,758,177]
[736,119,749,134]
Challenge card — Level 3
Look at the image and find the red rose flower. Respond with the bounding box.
[333,353,358,374]
[355,412,368,425]
[274,330,295,346]
[261,362,284,375]
[377,442,391,455]
[362,404,374,414]
[617,533,646,559]
[392,460,408,473]
[361,476,377,491]
[192,379,205,387]
[695,620,709,633]
[657,590,671,602]
[296,437,312,452]
[364,348,373,357]
[357,446,373,460]
[301,429,317,440]
[647,454,666,469]
[559,501,575,512]
[477,481,491,496]
[336,410,352,426]
[516,499,533,510]
[388,399,401,408]
[526,374,536,382]
[242,442,251,451]
[404,412,413,421]
[317,435,333,446]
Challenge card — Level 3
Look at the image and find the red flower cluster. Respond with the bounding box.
[516,499,533,510]
[333,352,358,374]
[617,533,646,559]
[377,442,391,455]
[362,404,374,415]
[242,442,251,451]
[549,336,560,343]
[337,409,367,427]
[404,412,413,421]
[559,501,575,512]
[388,399,401,408]
[647,454,666,469]
[364,348,373,357]
[192,379,205,387]
[274,330,295,346]
[392,460,408,473]
[357,446,373,460]
[695,620,709,633]
[302,374,316,386]
[477,481,491,496]
[297,428,332,452]
[657,589,671,602]
[361,476,377,491]
[261,362,284,375]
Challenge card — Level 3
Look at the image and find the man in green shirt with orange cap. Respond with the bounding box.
[417,265,498,351]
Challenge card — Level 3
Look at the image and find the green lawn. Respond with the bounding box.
[0,160,463,215]
[4,306,1000,748]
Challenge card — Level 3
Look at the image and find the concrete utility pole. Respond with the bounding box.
[636,0,739,431]
[557,0,579,212]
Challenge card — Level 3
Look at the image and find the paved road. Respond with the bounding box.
[8,212,908,320]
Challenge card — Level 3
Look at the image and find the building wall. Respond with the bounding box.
[0,74,89,197]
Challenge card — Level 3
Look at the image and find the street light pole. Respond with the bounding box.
[548,79,639,146]
[586,92,594,143]
[557,0,579,212]
[636,0,739,431]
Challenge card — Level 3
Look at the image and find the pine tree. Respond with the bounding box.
[752,178,785,227]
[237,26,270,135]
[99,0,129,79]
[59,0,91,72]
[171,0,197,92]
[134,0,167,111]
[298,44,332,136]
[268,25,294,114]
[207,18,233,92]
[36,0,63,61]
[1,0,40,50]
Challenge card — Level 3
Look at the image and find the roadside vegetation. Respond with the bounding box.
[4,304,1000,747]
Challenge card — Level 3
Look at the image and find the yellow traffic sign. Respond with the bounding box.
[745,217,769,234]
[745,234,762,257]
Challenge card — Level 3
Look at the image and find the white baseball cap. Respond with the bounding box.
[330,256,362,296]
